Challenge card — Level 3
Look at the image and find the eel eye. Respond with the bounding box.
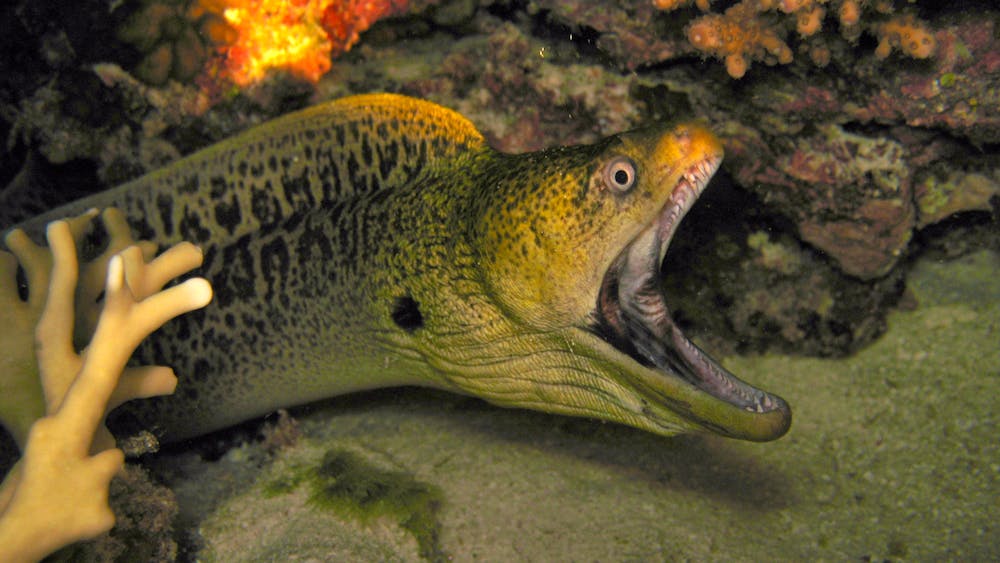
[604,156,637,193]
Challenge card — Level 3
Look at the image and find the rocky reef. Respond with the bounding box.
[0,2,997,556]
[2,0,995,358]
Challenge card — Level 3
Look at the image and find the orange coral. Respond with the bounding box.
[777,0,814,13]
[838,0,860,27]
[686,3,793,79]
[875,14,937,59]
[118,0,408,89]
[795,5,824,37]
[201,0,407,87]
[658,0,938,78]
[808,44,831,67]
[653,0,713,11]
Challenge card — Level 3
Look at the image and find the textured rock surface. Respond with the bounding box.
[0,3,998,560]
[2,1,997,354]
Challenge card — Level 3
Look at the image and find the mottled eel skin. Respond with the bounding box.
[11,94,791,442]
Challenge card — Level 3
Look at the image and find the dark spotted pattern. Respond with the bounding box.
[9,94,491,440]
[7,95,728,443]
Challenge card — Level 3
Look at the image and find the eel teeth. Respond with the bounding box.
[595,155,786,414]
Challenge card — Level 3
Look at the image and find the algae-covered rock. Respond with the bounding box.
[195,443,440,562]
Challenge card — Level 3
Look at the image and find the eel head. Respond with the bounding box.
[587,125,791,441]
[459,121,791,441]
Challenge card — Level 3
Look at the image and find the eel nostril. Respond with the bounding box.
[674,128,691,149]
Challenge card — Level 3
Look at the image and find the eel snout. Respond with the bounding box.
[594,154,791,438]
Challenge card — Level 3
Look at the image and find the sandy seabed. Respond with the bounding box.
[162,250,998,561]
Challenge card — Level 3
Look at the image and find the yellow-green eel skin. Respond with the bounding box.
[12,93,790,442]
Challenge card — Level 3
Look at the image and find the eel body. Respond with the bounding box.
[11,94,790,442]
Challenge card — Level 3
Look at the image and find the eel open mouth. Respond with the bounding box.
[593,155,791,437]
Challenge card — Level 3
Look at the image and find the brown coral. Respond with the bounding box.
[117,0,235,86]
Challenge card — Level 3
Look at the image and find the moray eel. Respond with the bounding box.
[11,93,790,442]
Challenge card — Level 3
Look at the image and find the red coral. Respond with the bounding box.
[196,0,410,89]
[320,0,408,58]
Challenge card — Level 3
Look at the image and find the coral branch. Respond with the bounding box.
[0,210,212,562]
[0,209,156,449]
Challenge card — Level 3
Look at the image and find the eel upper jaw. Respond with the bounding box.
[591,156,792,441]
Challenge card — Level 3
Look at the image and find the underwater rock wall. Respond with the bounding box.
[0,0,996,356]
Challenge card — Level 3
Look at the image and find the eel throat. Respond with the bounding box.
[594,154,791,438]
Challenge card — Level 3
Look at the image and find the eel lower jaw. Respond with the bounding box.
[593,156,792,441]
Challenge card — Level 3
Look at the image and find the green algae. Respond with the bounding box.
[261,472,301,497]
[747,230,803,275]
[307,450,444,562]
[915,168,998,227]
[259,447,445,562]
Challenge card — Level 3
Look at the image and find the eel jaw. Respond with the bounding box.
[592,156,791,440]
